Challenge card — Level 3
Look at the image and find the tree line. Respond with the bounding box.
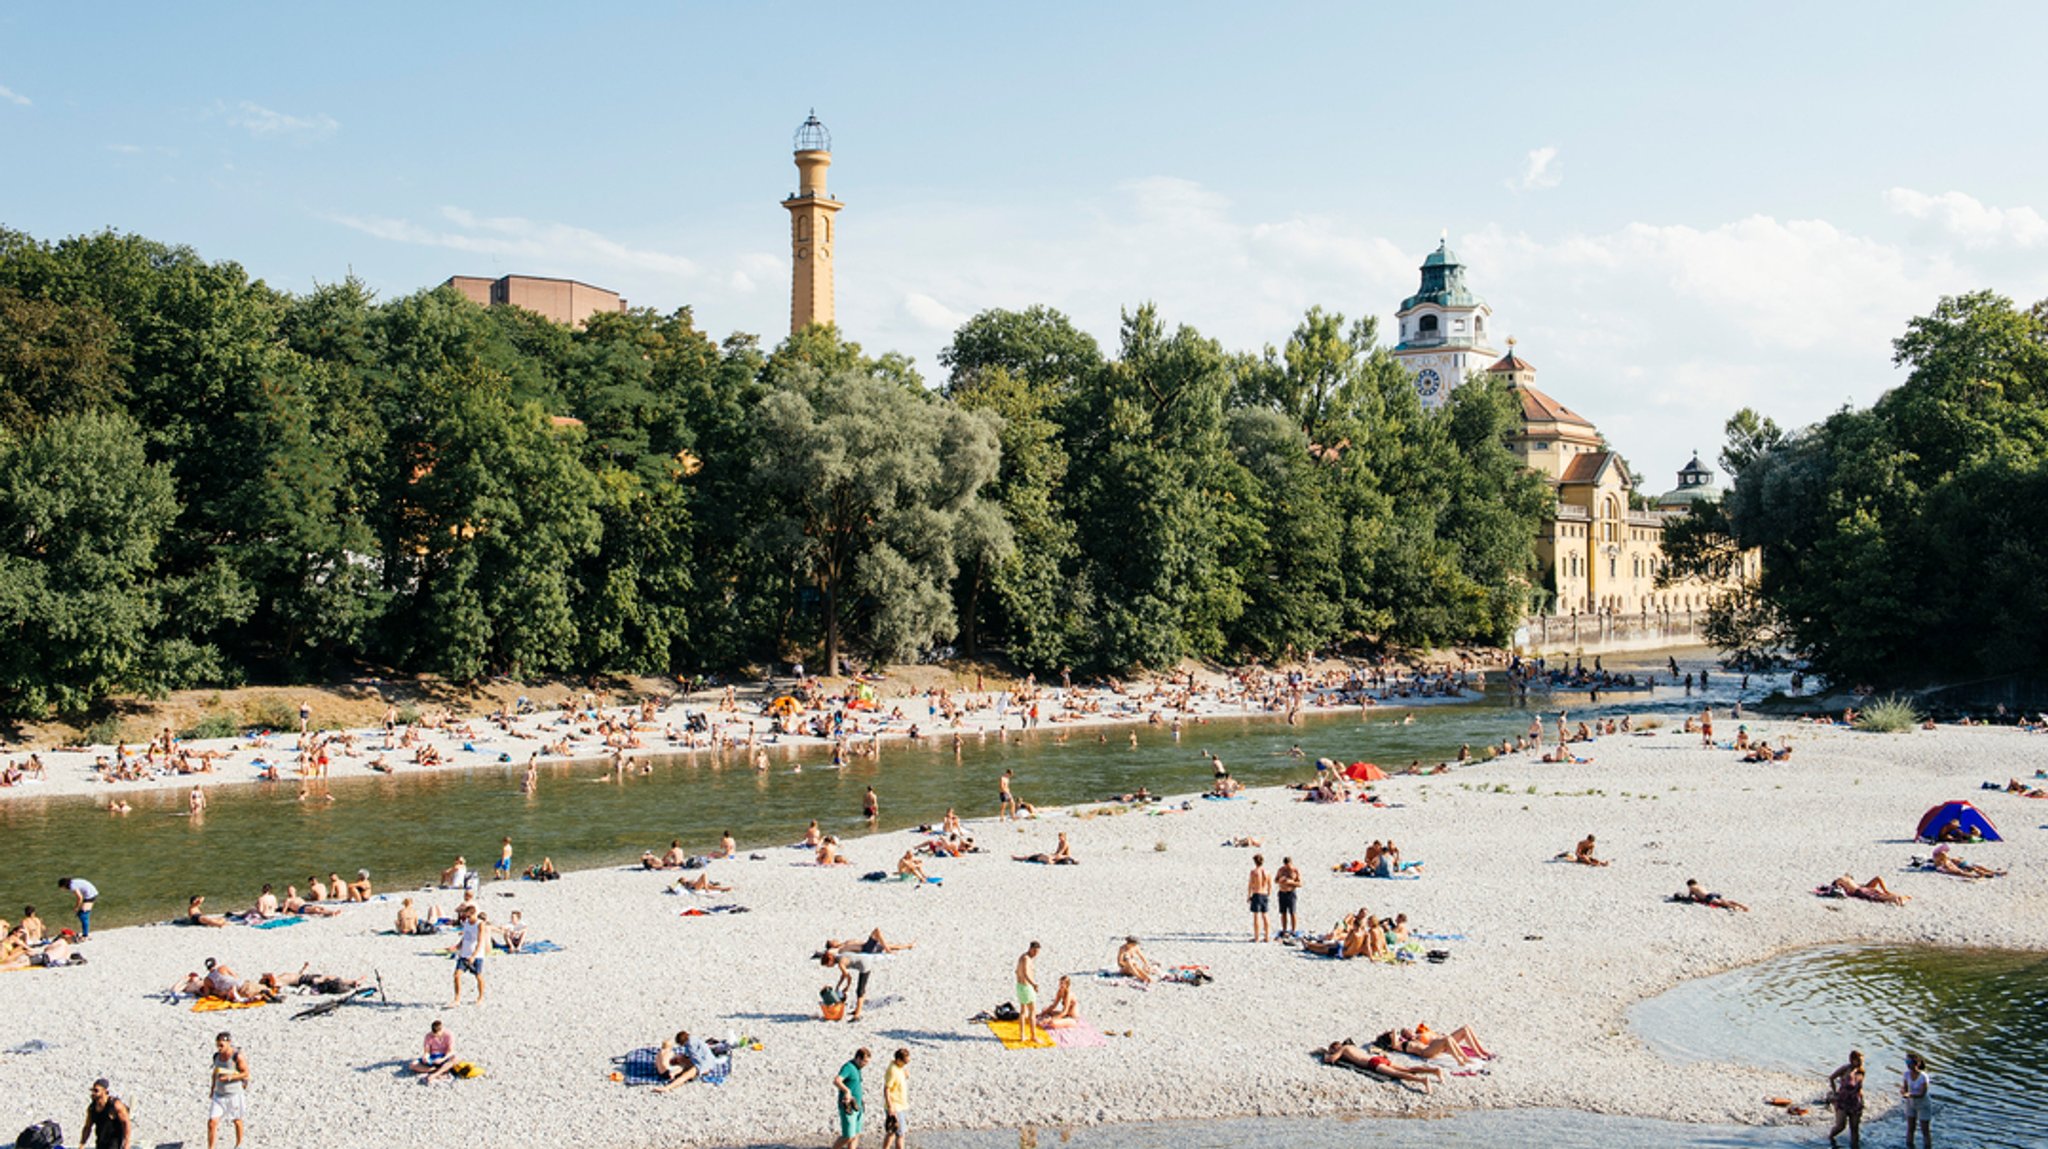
[1665,291,2048,687]
[0,227,1549,718]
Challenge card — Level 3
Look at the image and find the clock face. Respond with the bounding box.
[1415,368,1443,398]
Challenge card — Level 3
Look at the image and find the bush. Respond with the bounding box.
[396,705,422,725]
[81,716,126,746]
[182,713,241,741]
[246,696,299,732]
[1855,696,1921,733]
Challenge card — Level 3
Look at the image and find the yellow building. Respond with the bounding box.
[1488,345,1755,615]
[784,111,842,334]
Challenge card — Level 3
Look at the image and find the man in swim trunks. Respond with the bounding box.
[1247,854,1273,942]
[448,905,485,1006]
[1015,942,1042,1046]
[1275,857,1302,938]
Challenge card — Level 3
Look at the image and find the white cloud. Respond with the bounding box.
[229,101,339,140]
[902,291,966,332]
[0,84,29,107]
[1507,146,1562,192]
[329,206,703,283]
[1883,188,2048,248]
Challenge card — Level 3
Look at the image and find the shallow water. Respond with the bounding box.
[3,649,1761,929]
[1631,945,2048,1148]
[786,1108,1809,1149]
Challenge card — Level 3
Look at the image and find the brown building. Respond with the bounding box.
[784,111,843,334]
[439,274,627,328]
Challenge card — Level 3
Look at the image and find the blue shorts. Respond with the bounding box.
[1248,893,1270,914]
[456,955,484,976]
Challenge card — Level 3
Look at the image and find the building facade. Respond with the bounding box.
[784,111,842,334]
[1391,238,1499,410]
[1389,240,1752,616]
[440,274,626,328]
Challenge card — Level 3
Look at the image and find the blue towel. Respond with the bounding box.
[250,915,306,930]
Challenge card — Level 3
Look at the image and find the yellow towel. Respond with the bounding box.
[983,1020,1055,1050]
[192,997,271,1012]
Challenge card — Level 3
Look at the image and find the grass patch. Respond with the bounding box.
[245,696,299,732]
[181,714,241,741]
[1854,696,1921,733]
[397,705,422,726]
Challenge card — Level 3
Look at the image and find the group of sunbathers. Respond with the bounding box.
[1295,906,1417,960]
[1337,840,1421,878]
[1317,1022,1494,1092]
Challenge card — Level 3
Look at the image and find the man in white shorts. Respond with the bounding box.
[208,1031,249,1149]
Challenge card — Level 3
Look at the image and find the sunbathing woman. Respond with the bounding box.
[1038,975,1080,1030]
[821,928,914,955]
[674,872,733,894]
[1013,832,1078,865]
[1829,874,1910,904]
[185,895,229,928]
[1376,1024,1493,1066]
[815,837,850,866]
[1117,936,1159,983]
[1319,1040,1444,1093]
[1929,845,2005,879]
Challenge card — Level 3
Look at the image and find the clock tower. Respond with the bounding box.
[784,111,843,334]
[1392,236,1498,409]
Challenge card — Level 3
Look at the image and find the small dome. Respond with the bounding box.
[794,110,831,153]
[1422,238,1462,268]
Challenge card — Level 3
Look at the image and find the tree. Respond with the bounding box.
[750,365,1003,672]
[0,412,180,716]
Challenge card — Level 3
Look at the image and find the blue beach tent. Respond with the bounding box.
[1915,800,2002,843]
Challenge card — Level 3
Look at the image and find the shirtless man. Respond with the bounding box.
[896,851,929,883]
[1569,834,1609,866]
[1275,857,1303,938]
[1015,942,1043,1046]
[1319,1039,1443,1092]
[1116,936,1157,984]
[1012,832,1075,865]
[1247,854,1274,942]
[998,770,1017,821]
[675,872,733,894]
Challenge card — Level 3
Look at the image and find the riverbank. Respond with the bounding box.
[0,661,1484,805]
[3,717,2043,1146]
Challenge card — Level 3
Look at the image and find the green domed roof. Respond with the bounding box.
[1400,238,1484,312]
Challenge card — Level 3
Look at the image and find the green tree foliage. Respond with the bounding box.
[750,353,1003,673]
[0,412,180,715]
[1718,292,2048,684]
[0,224,1564,713]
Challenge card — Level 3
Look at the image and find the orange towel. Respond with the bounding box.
[982,1019,1054,1050]
[192,997,271,1013]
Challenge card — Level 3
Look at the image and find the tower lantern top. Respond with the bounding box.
[794,110,831,153]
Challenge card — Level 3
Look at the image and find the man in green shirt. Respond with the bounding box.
[833,1047,870,1149]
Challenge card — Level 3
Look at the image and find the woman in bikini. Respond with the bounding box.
[1830,874,1910,905]
[1376,1024,1492,1065]
[1038,975,1080,1030]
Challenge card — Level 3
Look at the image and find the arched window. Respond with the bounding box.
[796,216,810,241]
[1418,314,1439,334]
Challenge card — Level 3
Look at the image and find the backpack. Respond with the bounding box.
[16,1121,61,1149]
[993,1002,1020,1022]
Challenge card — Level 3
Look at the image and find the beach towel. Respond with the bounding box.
[493,939,564,954]
[1050,1019,1109,1049]
[982,1019,1055,1049]
[679,904,750,917]
[191,997,270,1012]
[1413,933,1466,942]
[615,1047,664,1084]
[249,915,306,930]
[1357,872,1422,881]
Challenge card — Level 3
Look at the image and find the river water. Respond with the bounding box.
[4,650,1752,929]
[11,709,1492,929]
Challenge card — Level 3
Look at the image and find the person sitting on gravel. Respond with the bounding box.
[409,1019,459,1084]
[1117,936,1158,983]
[1558,834,1609,866]
[1829,874,1910,905]
[1375,1024,1493,1066]
[1678,879,1749,912]
[1318,1039,1444,1093]
[185,895,230,928]
[895,851,930,882]
[1012,832,1077,865]
[816,836,851,866]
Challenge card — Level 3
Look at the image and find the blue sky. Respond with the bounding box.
[5,2,2046,479]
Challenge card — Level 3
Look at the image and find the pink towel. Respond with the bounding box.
[1050,1019,1108,1049]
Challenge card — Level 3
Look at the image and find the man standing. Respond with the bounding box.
[998,770,1017,821]
[494,837,513,881]
[448,906,485,1007]
[58,877,97,939]
[881,1048,909,1149]
[1015,942,1043,1046]
[1247,854,1274,943]
[1275,856,1302,939]
[207,1032,249,1149]
[81,1078,131,1149]
[832,1047,870,1149]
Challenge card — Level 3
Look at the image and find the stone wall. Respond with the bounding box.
[1514,610,1708,657]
